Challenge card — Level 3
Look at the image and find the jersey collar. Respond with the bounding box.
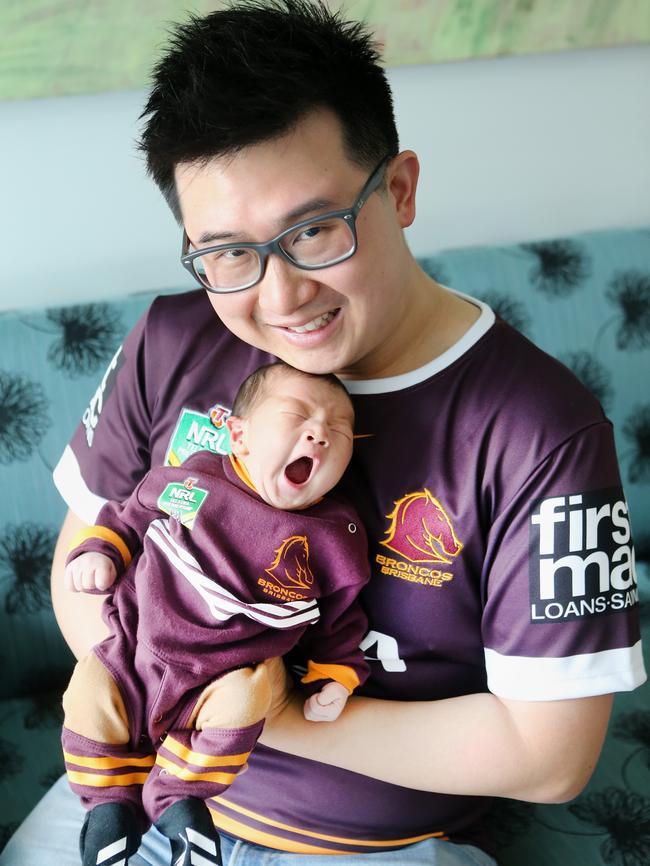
[344,289,495,396]
[228,453,258,494]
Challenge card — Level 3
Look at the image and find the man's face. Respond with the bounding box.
[227,370,354,510]
[175,110,417,379]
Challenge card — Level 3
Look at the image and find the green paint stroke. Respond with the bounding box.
[2,0,649,101]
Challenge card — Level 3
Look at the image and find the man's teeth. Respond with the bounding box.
[287,311,335,333]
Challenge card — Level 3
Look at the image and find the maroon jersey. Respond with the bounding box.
[54,288,646,854]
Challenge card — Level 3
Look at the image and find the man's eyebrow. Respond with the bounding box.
[283,197,335,224]
[197,229,240,245]
[196,197,336,247]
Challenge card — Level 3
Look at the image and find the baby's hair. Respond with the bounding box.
[232,361,352,418]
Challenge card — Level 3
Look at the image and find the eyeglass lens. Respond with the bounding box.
[192,215,356,291]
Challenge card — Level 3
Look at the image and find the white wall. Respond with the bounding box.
[2,44,649,312]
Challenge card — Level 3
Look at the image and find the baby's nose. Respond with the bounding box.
[305,428,328,448]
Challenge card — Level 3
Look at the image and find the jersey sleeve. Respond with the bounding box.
[299,513,371,693]
[481,421,646,701]
[53,303,156,524]
[300,583,371,693]
[65,472,161,581]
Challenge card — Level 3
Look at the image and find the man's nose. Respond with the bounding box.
[256,255,319,316]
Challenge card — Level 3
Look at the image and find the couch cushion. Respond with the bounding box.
[0,290,161,698]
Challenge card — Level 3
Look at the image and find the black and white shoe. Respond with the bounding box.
[79,802,142,866]
[155,798,222,866]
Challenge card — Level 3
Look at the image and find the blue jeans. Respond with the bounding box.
[0,775,497,866]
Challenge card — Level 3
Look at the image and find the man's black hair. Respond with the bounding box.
[139,0,399,221]
[231,361,352,419]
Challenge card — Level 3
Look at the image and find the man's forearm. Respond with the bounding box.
[51,509,109,659]
[259,688,612,803]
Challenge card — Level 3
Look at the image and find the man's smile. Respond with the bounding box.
[282,309,339,333]
[265,308,343,348]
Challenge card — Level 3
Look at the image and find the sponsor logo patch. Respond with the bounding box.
[209,403,230,429]
[257,535,313,601]
[82,345,123,447]
[529,488,638,623]
[157,476,208,529]
[164,407,231,466]
[375,489,463,587]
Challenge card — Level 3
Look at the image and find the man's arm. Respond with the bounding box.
[51,509,109,660]
[260,688,613,803]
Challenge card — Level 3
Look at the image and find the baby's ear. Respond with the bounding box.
[226,415,249,455]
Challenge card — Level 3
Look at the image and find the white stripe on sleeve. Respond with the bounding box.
[52,445,107,524]
[484,641,647,700]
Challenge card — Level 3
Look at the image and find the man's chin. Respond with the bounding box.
[269,350,338,376]
[268,336,351,377]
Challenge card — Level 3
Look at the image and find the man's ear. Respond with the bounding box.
[226,415,249,456]
[387,150,419,229]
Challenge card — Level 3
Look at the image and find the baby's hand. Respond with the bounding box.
[65,552,117,593]
[303,681,350,723]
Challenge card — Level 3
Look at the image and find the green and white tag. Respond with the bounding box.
[165,407,231,467]
[157,478,209,530]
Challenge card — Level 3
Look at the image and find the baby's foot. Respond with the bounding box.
[155,797,222,866]
[79,802,142,866]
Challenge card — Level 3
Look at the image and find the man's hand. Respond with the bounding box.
[304,681,349,722]
[65,552,117,593]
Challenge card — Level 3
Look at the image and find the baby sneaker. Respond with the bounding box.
[79,802,142,866]
[155,797,222,866]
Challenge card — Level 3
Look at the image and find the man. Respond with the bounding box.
[3,2,644,865]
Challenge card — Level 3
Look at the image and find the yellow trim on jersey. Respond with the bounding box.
[209,809,349,855]
[210,798,447,850]
[68,526,132,569]
[63,751,155,770]
[229,454,258,493]
[162,735,249,768]
[155,754,238,785]
[66,770,149,787]
[301,661,360,694]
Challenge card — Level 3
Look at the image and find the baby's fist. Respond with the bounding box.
[303,681,350,722]
[65,552,117,593]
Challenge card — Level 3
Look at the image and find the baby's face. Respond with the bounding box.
[229,372,354,510]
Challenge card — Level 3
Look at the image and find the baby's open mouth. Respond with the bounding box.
[284,456,314,485]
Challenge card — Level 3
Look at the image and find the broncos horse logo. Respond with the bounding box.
[381,489,463,564]
[265,535,315,590]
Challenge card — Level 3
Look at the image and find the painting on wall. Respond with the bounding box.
[2,0,650,101]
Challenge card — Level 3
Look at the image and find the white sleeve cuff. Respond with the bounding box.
[484,641,647,700]
[52,445,107,525]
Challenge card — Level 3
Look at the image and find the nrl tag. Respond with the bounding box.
[164,406,231,467]
[157,476,208,530]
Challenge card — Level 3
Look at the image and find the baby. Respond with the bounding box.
[61,362,370,866]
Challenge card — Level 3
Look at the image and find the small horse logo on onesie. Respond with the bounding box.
[265,535,315,590]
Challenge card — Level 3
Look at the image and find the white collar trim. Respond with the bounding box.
[344,288,495,395]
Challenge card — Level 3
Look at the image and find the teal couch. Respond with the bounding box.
[1,227,648,863]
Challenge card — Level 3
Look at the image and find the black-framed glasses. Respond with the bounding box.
[180,157,389,293]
